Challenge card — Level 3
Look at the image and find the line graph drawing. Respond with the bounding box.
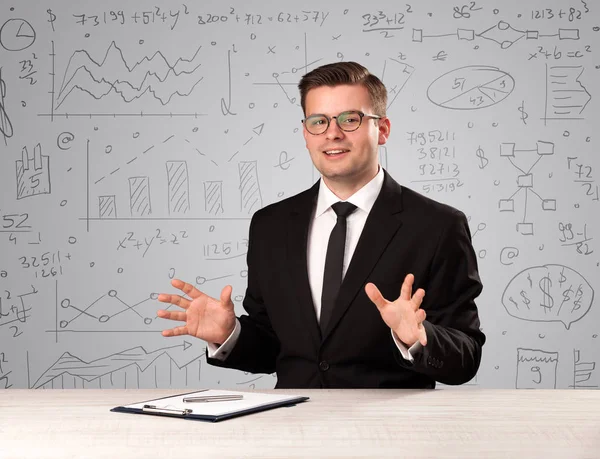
[544,64,591,124]
[498,141,556,235]
[54,41,205,111]
[32,343,203,389]
[427,66,514,110]
[413,21,579,49]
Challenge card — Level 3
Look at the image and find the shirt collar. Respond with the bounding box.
[315,166,384,218]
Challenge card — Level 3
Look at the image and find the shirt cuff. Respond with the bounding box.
[206,318,241,360]
[390,329,423,363]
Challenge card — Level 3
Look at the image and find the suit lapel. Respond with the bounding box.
[321,171,405,340]
[286,180,322,349]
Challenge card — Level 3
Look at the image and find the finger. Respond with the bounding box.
[365,283,389,310]
[400,273,414,301]
[411,288,426,310]
[220,285,234,308]
[171,278,203,300]
[416,308,426,324]
[157,293,191,310]
[161,325,188,337]
[157,309,187,322]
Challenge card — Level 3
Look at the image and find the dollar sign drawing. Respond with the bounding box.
[47,9,56,31]
[539,276,554,311]
[558,268,566,286]
[476,146,488,169]
[520,290,531,309]
[518,101,528,125]
[562,286,573,303]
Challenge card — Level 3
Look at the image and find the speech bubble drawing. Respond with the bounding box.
[502,264,594,329]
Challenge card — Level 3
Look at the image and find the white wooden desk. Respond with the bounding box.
[1,389,599,458]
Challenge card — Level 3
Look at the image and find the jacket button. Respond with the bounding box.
[319,361,330,371]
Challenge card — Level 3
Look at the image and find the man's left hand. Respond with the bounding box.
[365,273,427,347]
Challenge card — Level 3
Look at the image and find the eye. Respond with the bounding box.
[339,112,360,124]
[307,116,326,126]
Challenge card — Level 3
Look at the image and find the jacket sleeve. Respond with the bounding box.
[206,211,280,374]
[393,210,486,385]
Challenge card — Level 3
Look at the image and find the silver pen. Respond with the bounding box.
[183,395,244,403]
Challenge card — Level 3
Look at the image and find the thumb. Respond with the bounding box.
[220,285,234,309]
[365,282,388,310]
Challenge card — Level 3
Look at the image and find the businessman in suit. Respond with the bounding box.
[157,61,485,388]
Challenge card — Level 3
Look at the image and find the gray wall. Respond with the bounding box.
[0,0,598,390]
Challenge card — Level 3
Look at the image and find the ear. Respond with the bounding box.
[377,117,391,146]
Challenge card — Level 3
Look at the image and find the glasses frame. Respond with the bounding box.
[302,110,383,135]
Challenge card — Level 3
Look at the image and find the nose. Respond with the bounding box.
[324,117,345,140]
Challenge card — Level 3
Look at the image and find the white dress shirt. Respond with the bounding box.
[208,167,419,362]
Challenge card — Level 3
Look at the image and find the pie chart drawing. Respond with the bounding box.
[0,19,36,51]
[427,65,514,110]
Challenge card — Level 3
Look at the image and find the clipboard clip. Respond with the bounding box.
[142,404,193,416]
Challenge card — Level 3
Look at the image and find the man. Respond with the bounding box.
[157,61,485,388]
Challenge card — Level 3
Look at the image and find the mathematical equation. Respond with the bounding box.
[116,230,189,258]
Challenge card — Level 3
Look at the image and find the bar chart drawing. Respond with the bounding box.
[204,181,224,215]
[166,161,190,215]
[239,161,263,214]
[16,143,51,199]
[99,195,117,219]
[128,176,152,217]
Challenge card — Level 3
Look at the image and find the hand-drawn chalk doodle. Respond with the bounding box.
[0,67,14,144]
[166,161,191,215]
[32,343,201,389]
[427,66,514,110]
[0,19,36,51]
[570,349,598,388]
[55,41,204,110]
[502,265,594,329]
[413,21,580,49]
[498,141,556,235]
[544,64,591,124]
[239,161,263,214]
[16,143,51,199]
[129,176,152,217]
[516,348,558,389]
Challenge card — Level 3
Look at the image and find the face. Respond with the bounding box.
[303,84,390,194]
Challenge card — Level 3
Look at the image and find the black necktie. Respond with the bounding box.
[320,201,357,333]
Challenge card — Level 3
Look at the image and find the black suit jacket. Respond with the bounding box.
[208,170,485,388]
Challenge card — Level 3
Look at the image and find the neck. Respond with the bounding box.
[323,166,379,200]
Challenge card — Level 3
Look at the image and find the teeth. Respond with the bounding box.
[325,149,348,155]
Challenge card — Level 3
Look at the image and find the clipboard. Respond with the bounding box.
[111,389,309,422]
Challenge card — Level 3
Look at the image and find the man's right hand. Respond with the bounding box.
[157,279,237,345]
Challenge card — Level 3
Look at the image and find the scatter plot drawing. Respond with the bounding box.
[516,348,558,389]
[427,66,514,110]
[502,264,594,329]
[498,141,556,235]
[16,143,51,199]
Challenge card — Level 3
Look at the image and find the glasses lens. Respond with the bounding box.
[337,111,362,132]
[305,115,328,134]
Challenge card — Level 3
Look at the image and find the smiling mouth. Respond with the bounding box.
[323,149,350,156]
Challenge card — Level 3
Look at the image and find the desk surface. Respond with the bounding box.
[1,389,599,458]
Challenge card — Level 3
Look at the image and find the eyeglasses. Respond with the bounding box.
[302,110,382,135]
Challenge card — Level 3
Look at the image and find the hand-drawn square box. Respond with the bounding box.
[457,29,475,41]
[500,143,515,157]
[559,29,580,40]
[537,141,555,156]
[517,174,533,188]
[516,349,558,389]
[16,144,51,200]
[498,199,515,212]
[526,30,539,40]
[412,29,423,42]
[516,223,534,235]
[542,199,557,211]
